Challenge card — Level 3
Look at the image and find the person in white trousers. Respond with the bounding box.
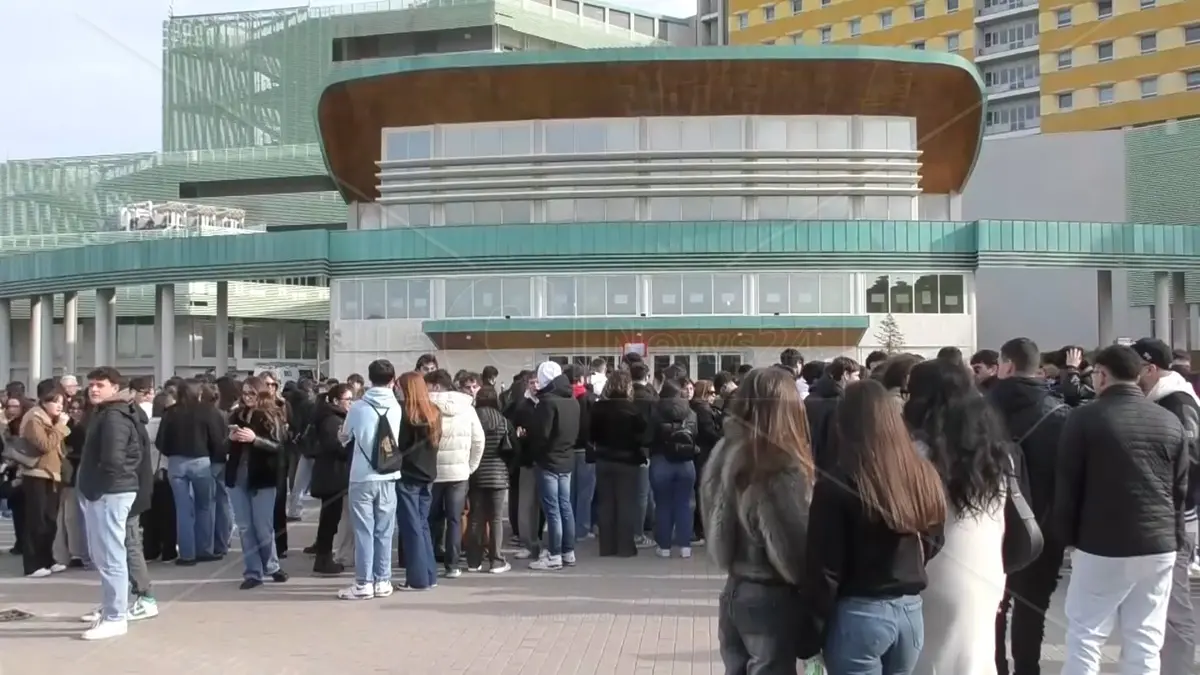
[1053,345,1189,675]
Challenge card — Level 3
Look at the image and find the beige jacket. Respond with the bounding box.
[18,406,70,482]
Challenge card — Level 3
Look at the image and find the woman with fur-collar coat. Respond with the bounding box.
[699,367,820,673]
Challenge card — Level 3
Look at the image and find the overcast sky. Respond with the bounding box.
[0,0,692,160]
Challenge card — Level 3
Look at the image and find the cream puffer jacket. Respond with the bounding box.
[429,391,485,483]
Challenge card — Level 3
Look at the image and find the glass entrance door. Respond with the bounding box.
[652,353,743,381]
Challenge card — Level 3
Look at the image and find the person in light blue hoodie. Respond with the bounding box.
[337,359,404,601]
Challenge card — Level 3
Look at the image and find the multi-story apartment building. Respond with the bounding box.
[715,0,1200,137]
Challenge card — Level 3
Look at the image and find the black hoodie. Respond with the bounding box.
[529,374,580,474]
[307,400,349,501]
[988,376,1069,523]
[804,375,843,473]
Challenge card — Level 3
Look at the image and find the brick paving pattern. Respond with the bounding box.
[0,513,1184,674]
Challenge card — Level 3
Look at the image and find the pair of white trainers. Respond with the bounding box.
[337,580,395,600]
[26,563,67,578]
[79,596,159,640]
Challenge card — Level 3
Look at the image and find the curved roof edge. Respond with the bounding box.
[4,220,1200,299]
[315,45,986,202]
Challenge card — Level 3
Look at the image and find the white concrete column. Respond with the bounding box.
[156,283,176,383]
[1171,272,1189,351]
[28,295,44,383]
[94,287,116,367]
[63,291,78,378]
[1155,271,1172,342]
[1096,270,1114,347]
[216,281,229,376]
[0,298,11,386]
[38,294,54,379]
[316,324,326,379]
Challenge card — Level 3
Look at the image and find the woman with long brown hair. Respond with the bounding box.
[700,367,820,672]
[393,371,442,591]
[807,378,947,674]
[226,376,289,590]
[18,380,70,578]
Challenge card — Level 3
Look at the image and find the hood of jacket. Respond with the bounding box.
[807,374,842,400]
[98,393,149,425]
[655,395,692,422]
[360,385,401,413]
[1148,369,1200,406]
[430,390,475,417]
[536,361,563,390]
[537,374,574,401]
[988,375,1058,417]
[313,399,346,425]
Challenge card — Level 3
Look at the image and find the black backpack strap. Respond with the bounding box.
[1015,402,1068,446]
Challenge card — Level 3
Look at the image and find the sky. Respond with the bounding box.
[0,0,694,161]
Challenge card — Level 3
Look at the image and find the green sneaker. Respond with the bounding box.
[129,596,159,621]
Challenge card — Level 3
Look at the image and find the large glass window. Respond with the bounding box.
[360,279,387,320]
[444,278,475,318]
[606,275,638,315]
[758,273,790,314]
[682,274,713,314]
[384,128,433,161]
[542,119,639,154]
[441,123,530,158]
[547,276,577,316]
[470,277,532,317]
[544,275,635,316]
[939,274,965,313]
[757,273,851,313]
[889,274,915,314]
[863,273,958,313]
[547,198,637,222]
[713,274,744,314]
[242,323,278,359]
[914,274,939,314]
[866,275,889,313]
[819,273,853,313]
[652,275,683,315]
[758,196,819,219]
[790,273,820,313]
[384,279,432,319]
[338,280,362,320]
[443,201,532,226]
[381,204,432,228]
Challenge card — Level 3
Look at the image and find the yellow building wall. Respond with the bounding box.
[729,0,975,49]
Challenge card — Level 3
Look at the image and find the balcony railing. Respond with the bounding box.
[977,37,1038,58]
[0,225,264,257]
[977,0,1038,19]
[984,117,1040,136]
[985,76,1040,95]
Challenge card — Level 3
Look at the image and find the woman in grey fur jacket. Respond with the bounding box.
[700,367,821,673]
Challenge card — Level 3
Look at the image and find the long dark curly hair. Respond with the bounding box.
[902,359,1009,517]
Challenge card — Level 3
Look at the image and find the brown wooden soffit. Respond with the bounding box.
[318,56,983,203]
[425,328,867,351]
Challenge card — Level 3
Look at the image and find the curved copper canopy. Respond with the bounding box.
[316,45,986,203]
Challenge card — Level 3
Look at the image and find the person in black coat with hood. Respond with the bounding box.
[590,371,649,557]
[645,376,699,557]
[308,384,352,576]
[804,356,861,473]
[467,386,516,573]
[690,380,722,542]
[526,361,580,570]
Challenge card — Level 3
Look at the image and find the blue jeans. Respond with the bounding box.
[571,451,596,534]
[396,479,437,589]
[824,595,925,675]
[649,456,696,549]
[230,472,279,581]
[167,456,215,560]
[210,463,233,557]
[536,468,575,557]
[349,480,398,585]
[80,492,136,622]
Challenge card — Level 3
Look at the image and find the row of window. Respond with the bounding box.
[383,115,918,162]
[1054,1,1171,28]
[985,101,1040,135]
[738,0,958,31]
[334,273,969,321]
[1055,72,1200,112]
[362,194,936,228]
[1055,27,1200,72]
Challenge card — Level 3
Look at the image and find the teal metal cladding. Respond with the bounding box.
[3,219,1200,299]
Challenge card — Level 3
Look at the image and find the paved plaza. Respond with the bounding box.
[0,510,1182,674]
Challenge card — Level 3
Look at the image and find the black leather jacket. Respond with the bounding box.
[76,398,149,501]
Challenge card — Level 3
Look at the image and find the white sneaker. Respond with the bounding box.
[81,619,128,641]
[680,547,692,559]
[26,568,52,578]
[466,565,483,573]
[529,553,563,571]
[79,607,101,623]
[562,551,577,567]
[490,561,511,574]
[373,581,394,598]
[656,548,671,558]
[514,548,535,560]
[129,596,159,621]
[337,583,374,600]
[635,535,656,549]
[50,563,67,573]
[443,568,462,579]
[1189,561,1200,579]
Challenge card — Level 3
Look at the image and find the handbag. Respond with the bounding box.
[1002,404,1063,573]
[1,436,41,470]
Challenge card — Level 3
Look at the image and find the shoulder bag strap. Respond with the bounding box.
[1015,403,1068,446]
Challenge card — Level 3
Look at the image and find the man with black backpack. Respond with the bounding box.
[336,359,404,601]
[989,337,1070,675]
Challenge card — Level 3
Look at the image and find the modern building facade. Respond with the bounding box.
[718,0,1200,137]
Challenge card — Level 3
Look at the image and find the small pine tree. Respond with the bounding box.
[875,313,905,354]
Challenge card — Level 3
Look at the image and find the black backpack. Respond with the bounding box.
[663,421,698,462]
[296,422,321,459]
[356,403,403,475]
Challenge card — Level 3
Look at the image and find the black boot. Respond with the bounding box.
[313,553,344,577]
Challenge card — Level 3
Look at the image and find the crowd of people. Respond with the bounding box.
[0,340,1196,675]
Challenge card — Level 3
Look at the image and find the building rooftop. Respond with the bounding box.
[315,45,986,202]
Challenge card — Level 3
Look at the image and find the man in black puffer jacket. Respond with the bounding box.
[989,338,1070,675]
[526,361,580,571]
[1132,338,1199,675]
[1054,345,1188,674]
[804,356,860,474]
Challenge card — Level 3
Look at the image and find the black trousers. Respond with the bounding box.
[8,484,25,552]
[466,486,506,567]
[21,477,59,575]
[508,467,520,539]
[596,460,642,557]
[141,476,177,561]
[996,541,1066,675]
[314,496,343,555]
[273,481,288,554]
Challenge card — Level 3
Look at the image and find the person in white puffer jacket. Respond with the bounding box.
[425,369,484,579]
